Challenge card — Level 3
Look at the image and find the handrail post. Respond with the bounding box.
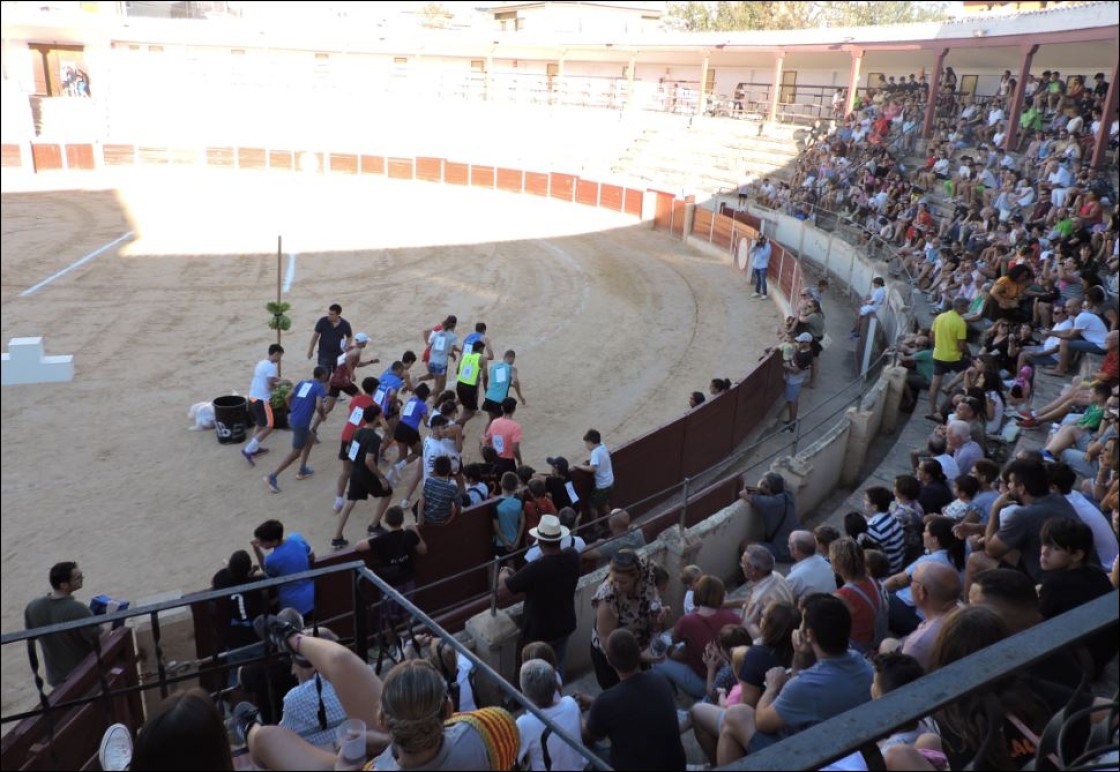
[353,568,368,662]
[679,476,691,532]
[490,557,500,617]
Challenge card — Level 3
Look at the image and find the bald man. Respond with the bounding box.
[879,561,960,670]
[785,530,837,600]
[582,509,646,567]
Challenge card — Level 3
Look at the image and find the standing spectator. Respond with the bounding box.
[500,515,581,676]
[492,471,525,565]
[927,297,971,419]
[581,508,646,567]
[418,456,461,527]
[750,236,772,299]
[306,304,352,377]
[588,550,662,690]
[264,366,328,494]
[653,576,742,699]
[850,277,887,339]
[739,472,797,562]
[879,561,961,670]
[584,629,687,771]
[785,530,838,600]
[521,478,557,538]
[515,659,587,772]
[241,344,284,465]
[24,561,99,687]
[540,456,575,511]
[716,595,874,764]
[251,520,315,620]
[575,429,614,523]
[483,398,523,477]
[355,506,427,640]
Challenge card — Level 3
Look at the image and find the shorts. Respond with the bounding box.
[394,422,421,447]
[427,362,447,377]
[328,382,359,399]
[291,426,312,450]
[932,357,970,376]
[494,457,517,477]
[348,475,391,501]
[481,398,503,417]
[492,543,514,560]
[249,399,275,429]
[317,355,338,375]
[590,486,613,508]
[785,379,805,403]
[456,381,480,411]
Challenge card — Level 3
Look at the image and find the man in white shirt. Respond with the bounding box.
[851,277,887,339]
[516,660,587,772]
[1018,299,1076,369]
[1045,299,1109,375]
[575,429,614,522]
[242,344,284,463]
[785,531,838,601]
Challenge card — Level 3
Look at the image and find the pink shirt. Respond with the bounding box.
[484,416,522,460]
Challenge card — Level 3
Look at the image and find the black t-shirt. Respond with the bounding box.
[737,643,790,689]
[504,548,580,643]
[314,316,352,361]
[586,671,687,771]
[543,474,574,510]
[350,428,383,487]
[1039,566,1116,676]
[918,480,954,516]
[366,529,421,585]
[210,568,267,650]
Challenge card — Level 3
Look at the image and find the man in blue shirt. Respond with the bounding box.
[265,367,328,494]
[750,236,773,299]
[251,519,316,619]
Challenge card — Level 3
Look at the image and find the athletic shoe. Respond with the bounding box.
[311,429,321,445]
[98,723,133,771]
[1041,449,1056,462]
[400,498,411,510]
[333,497,345,513]
[849,330,860,340]
[226,701,261,747]
[331,537,349,551]
[252,614,308,666]
[751,292,760,298]
[265,474,281,494]
[296,467,315,480]
[240,448,255,466]
[252,447,270,457]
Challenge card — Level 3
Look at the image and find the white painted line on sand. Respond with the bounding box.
[19,231,135,297]
[282,252,297,293]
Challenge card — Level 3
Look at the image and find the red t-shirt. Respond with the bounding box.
[835,578,884,648]
[340,394,376,443]
[674,609,744,678]
[1098,349,1118,387]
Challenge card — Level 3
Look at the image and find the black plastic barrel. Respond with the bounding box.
[213,395,249,444]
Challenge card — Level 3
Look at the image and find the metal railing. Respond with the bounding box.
[722,591,1120,770]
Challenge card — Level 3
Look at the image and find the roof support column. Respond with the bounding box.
[625,53,637,111]
[922,48,949,138]
[1004,43,1039,153]
[845,48,864,118]
[697,50,710,116]
[1090,47,1118,170]
[768,52,784,123]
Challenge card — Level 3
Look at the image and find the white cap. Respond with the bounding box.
[795,332,814,343]
[354,332,370,344]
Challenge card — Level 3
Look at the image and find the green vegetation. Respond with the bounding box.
[665,1,949,32]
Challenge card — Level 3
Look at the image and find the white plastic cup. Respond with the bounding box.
[336,719,366,767]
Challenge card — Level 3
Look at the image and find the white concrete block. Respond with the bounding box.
[1,337,74,385]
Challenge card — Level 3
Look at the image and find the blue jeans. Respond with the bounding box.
[752,268,768,295]
[652,657,708,700]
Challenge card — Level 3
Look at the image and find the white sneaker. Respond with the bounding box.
[400,498,411,510]
[99,723,133,771]
[750,292,761,298]
[333,496,345,513]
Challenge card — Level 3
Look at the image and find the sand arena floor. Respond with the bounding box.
[0,167,779,713]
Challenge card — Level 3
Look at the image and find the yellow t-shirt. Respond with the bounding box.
[932,309,967,362]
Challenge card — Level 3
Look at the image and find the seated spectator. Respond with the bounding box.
[1042,383,1112,461]
[653,575,742,700]
[729,545,795,640]
[871,652,944,762]
[125,689,235,771]
[862,487,908,574]
[279,627,346,748]
[882,517,965,637]
[1044,294,1110,375]
[715,595,874,764]
[583,629,686,771]
[738,473,797,562]
[210,550,266,685]
[679,564,703,614]
[813,524,841,561]
[516,659,588,772]
[689,602,801,764]
[1038,517,1115,677]
[700,624,753,705]
[236,608,304,725]
[879,561,961,671]
[943,473,983,522]
[916,459,955,516]
[946,419,984,476]
[830,537,889,654]
[785,530,838,600]
[581,508,646,566]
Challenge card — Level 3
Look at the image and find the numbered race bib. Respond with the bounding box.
[348,407,364,426]
[565,481,580,504]
[403,400,417,417]
[348,440,361,461]
[337,351,348,366]
[297,381,313,399]
[374,388,386,404]
[494,367,507,384]
[492,435,506,453]
[433,335,447,353]
[461,363,475,381]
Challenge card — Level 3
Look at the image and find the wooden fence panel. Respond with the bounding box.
[444,161,469,185]
[31,143,62,171]
[575,179,598,207]
[599,183,623,211]
[524,171,549,197]
[64,143,94,170]
[623,187,643,217]
[1,143,23,167]
[237,147,266,169]
[206,147,235,167]
[497,167,523,193]
[415,156,443,182]
[549,173,576,202]
[360,154,385,175]
[329,153,359,174]
[470,164,495,188]
[269,150,294,171]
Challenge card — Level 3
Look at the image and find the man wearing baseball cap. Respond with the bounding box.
[499,514,580,677]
